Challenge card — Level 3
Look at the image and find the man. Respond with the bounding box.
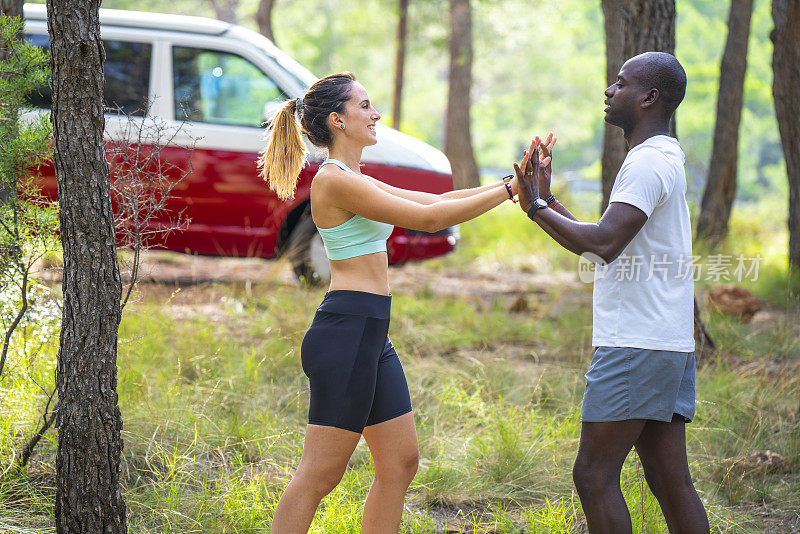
[514,52,709,533]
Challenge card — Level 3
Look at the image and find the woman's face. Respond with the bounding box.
[335,82,381,146]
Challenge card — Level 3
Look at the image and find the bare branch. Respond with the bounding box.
[104,103,195,310]
[18,386,57,469]
[0,260,28,377]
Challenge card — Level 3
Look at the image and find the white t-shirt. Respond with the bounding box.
[592,135,695,352]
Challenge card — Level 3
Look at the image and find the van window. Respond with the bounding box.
[173,46,286,127]
[24,35,151,117]
[104,40,152,115]
[24,34,52,110]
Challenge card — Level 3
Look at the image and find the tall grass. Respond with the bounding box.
[120,285,800,531]
[0,202,797,532]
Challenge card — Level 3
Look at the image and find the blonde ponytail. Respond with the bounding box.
[258,98,309,200]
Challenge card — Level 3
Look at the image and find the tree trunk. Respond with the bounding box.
[0,0,23,20]
[771,0,800,271]
[695,0,754,246]
[392,0,409,130]
[444,0,480,189]
[208,0,238,24]
[0,0,23,81]
[256,0,276,44]
[47,0,127,532]
[600,0,676,213]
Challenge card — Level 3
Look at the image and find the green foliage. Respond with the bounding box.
[0,12,58,349]
[0,14,52,197]
[0,14,56,275]
[0,16,58,502]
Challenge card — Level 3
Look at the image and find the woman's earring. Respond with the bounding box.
[340,124,345,129]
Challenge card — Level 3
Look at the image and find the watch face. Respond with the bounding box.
[535,198,548,208]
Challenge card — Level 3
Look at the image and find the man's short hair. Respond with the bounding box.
[632,52,687,118]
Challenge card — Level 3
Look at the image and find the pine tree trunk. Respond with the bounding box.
[208,0,238,24]
[256,0,276,43]
[0,0,23,65]
[47,0,127,532]
[0,0,22,19]
[445,0,480,189]
[695,0,754,246]
[600,0,676,213]
[771,0,800,270]
[392,0,409,130]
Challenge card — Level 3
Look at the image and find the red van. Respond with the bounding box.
[23,4,457,282]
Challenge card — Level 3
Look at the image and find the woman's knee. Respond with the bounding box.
[294,465,346,497]
[374,450,419,486]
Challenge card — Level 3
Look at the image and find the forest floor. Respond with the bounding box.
[3,249,799,533]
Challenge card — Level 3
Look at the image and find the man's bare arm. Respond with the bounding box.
[532,202,647,263]
[513,144,646,263]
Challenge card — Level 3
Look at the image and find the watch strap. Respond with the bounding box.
[527,201,545,221]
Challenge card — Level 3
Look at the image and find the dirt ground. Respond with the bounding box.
[126,250,583,295]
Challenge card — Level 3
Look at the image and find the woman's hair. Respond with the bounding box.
[258,72,356,200]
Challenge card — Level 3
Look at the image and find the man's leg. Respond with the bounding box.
[573,419,647,534]
[634,414,710,534]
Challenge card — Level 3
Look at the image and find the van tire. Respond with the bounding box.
[286,214,330,285]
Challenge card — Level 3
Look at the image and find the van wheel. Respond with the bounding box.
[286,215,330,285]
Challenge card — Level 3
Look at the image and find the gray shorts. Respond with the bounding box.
[581,346,696,423]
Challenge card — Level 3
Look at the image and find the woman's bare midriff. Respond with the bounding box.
[327,251,391,296]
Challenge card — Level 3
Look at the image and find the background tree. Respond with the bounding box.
[255,0,276,43]
[207,0,238,24]
[0,0,21,16]
[600,0,676,212]
[0,0,22,62]
[392,0,409,130]
[771,0,800,271]
[695,0,754,246]
[47,0,127,531]
[444,0,479,189]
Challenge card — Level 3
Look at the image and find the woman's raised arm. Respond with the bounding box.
[365,175,512,205]
[314,168,514,233]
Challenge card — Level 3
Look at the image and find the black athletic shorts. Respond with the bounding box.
[300,290,413,433]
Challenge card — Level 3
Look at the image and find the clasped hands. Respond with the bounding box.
[511,133,557,213]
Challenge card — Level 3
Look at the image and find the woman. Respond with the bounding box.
[261,72,523,533]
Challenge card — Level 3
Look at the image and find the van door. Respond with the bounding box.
[161,41,292,258]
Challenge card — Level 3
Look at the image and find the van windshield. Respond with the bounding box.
[225,26,316,91]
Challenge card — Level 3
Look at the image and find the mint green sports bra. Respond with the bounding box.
[315,159,394,261]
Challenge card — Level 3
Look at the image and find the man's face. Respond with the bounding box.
[603,58,645,131]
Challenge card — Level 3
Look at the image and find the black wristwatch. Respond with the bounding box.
[526,198,548,221]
